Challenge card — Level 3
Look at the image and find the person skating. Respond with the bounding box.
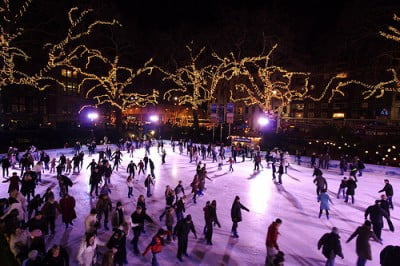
[130,206,154,255]
[313,174,328,196]
[59,193,77,229]
[111,202,125,230]
[227,157,234,172]
[89,168,101,197]
[346,220,382,266]
[143,228,168,266]
[364,200,389,241]
[345,177,357,204]
[165,207,175,242]
[149,158,156,178]
[174,180,185,202]
[96,194,112,230]
[204,200,220,245]
[1,156,11,178]
[277,163,284,184]
[378,179,394,209]
[138,160,145,175]
[106,229,126,266]
[84,208,99,234]
[41,196,60,235]
[317,227,344,266]
[266,218,282,265]
[77,232,105,266]
[337,177,347,199]
[161,148,166,164]
[126,176,134,198]
[174,195,186,222]
[318,189,333,219]
[127,160,137,178]
[173,214,197,262]
[230,195,250,238]
[144,174,154,197]
[3,172,20,193]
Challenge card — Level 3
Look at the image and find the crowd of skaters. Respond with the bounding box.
[0,138,399,266]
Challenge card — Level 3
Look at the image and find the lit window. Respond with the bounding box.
[332,113,345,118]
[61,69,67,77]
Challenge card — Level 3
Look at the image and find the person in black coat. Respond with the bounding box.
[89,168,101,197]
[345,177,357,204]
[1,156,11,178]
[107,229,126,266]
[42,245,69,266]
[230,195,250,238]
[204,200,221,245]
[317,227,344,265]
[365,200,389,240]
[130,206,153,255]
[173,214,197,262]
[378,179,394,209]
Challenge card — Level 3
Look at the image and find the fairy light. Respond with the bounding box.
[158,43,235,110]
[74,53,158,111]
[0,0,37,88]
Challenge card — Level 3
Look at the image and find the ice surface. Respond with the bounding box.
[1,144,399,266]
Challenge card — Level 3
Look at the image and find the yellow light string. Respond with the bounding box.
[159,43,237,110]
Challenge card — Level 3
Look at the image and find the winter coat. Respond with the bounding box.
[379,184,394,197]
[318,232,343,259]
[380,245,400,266]
[41,200,59,218]
[96,197,112,213]
[313,176,327,189]
[111,208,124,229]
[173,218,196,238]
[59,196,77,223]
[231,201,249,222]
[266,222,280,249]
[7,175,20,193]
[143,235,164,255]
[318,193,332,210]
[365,204,388,225]
[346,179,357,195]
[347,225,380,260]
[130,211,153,230]
[77,237,104,266]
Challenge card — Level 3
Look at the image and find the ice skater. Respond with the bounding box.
[346,220,382,266]
[378,179,394,209]
[318,189,333,219]
[173,214,197,262]
[337,177,347,199]
[317,227,344,266]
[266,218,282,265]
[230,196,249,238]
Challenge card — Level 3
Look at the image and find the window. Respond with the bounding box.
[320,112,327,118]
[308,103,314,109]
[321,103,328,109]
[237,107,243,115]
[308,112,314,118]
[245,107,249,114]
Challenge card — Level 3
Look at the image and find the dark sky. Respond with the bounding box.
[108,0,400,71]
[10,0,400,77]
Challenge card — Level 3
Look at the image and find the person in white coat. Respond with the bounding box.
[77,232,105,266]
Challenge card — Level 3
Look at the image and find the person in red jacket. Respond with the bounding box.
[143,228,168,266]
[266,218,282,265]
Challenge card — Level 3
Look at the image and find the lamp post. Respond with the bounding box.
[87,112,99,140]
[149,115,160,138]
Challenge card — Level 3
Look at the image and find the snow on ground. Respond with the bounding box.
[1,143,399,266]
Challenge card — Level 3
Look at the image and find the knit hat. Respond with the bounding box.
[117,201,122,207]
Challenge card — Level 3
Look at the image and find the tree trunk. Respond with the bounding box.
[192,109,199,129]
[114,107,123,131]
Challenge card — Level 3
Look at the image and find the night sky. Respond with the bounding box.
[10,0,400,77]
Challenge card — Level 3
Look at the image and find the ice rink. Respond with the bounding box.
[1,143,399,266]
